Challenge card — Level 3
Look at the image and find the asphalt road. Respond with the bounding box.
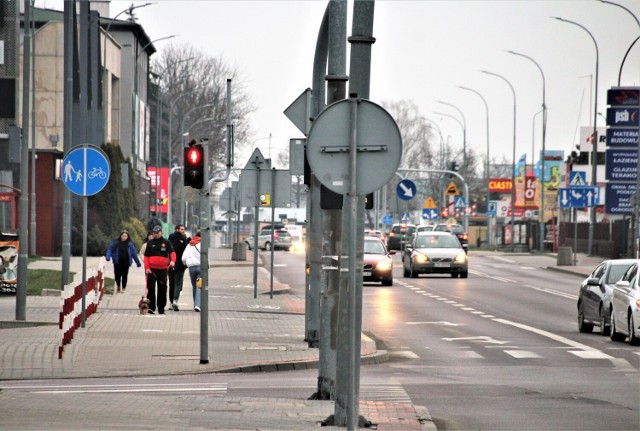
[266,249,640,430]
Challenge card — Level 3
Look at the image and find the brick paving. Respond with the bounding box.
[0,247,436,430]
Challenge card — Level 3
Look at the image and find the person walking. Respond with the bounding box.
[139,232,154,258]
[182,231,202,312]
[146,212,162,233]
[105,230,142,293]
[167,224,190,311]
[143,225,176,315]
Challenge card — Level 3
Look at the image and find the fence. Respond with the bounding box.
[58,257,106,358]
[558,219,631,259]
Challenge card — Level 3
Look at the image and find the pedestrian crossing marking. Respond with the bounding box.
[569,350,614,360]
[504,350,542,359]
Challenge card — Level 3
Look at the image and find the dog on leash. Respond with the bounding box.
[138,296,149,315]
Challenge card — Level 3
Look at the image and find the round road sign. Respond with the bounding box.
[306,98,402,196]
[62,145,111,196]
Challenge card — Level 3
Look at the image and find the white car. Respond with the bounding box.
[610,262,640,345]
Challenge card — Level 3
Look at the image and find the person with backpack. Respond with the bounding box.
[143,225,176,315]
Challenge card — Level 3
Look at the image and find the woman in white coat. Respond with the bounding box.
[181,231,202,311]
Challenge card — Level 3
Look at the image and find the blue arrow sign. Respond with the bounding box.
[559,186,599,208]
[62,145,111,197]
[422,208,438,220]
[396,179,417,201]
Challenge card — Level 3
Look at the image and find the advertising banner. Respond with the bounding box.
[0,233,18,294]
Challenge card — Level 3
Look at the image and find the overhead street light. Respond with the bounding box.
[481,70,517,253]
[458,85,491,247]
[552,16,600,256]
[507,50,547,252]
[436,100,467,167]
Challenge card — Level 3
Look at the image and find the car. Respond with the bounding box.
[610,261,640,345]
[433,223,468,252]
[365,229,386,243]
[363,236,395,286]
[386,223,416,251]
[416,225,434,234]
[402,231,468,278]
[577,259,635,335]
[245,228,292,251]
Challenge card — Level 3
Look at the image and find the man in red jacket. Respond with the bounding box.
[143,225,176,315]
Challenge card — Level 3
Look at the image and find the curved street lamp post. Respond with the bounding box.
[507,50,547,252]
[458,86,491,247]
[482,70,517,253]
[553,17,599,256]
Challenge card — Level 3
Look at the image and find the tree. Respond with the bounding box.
[150,43,255,222]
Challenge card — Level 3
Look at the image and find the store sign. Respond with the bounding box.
[488,178,512,193]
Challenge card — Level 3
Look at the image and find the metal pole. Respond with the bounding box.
[553,17,599,256]
[458,86,490,246]
[437,100,467,168]
[482,70,517,252]
[199,140,210,364]
[16,0,32,320]
[61,0,73,289]
[506,51,547,252]
[30,4,36,257]
[269,168,276,298]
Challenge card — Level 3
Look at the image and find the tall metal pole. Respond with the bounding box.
[16,0,32,320]
[61,0,74,289]
[553,17,599,256]
[29,3,36,257]
[482,70,517,252]
[459,86,491,246]
[507,50,547,252]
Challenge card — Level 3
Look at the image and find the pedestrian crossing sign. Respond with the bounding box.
[569,171,587,186]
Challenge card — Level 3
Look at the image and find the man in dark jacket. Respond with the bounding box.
[167,224,190,311]
[144,225,176,315]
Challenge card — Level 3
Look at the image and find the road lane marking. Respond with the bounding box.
[504,350,542,359]
[569,350,616,359]
[407,321,463,326]
[442,336,510,345]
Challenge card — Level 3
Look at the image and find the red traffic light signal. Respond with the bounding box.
[184,144,204,189]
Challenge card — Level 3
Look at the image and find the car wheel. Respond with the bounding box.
[629,314,640,346]
[578,302,593,333]
[610,309,626,342]
[460,271,468,279]
[598,305,610,336]
[382,278,393,286]
[265,242,272,251]
[410,264,418,278]
[450,273,457,278]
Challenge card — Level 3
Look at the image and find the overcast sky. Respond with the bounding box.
[41,0,640,168]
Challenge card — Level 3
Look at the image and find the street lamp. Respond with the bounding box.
[458,85,491,247]
[553,16,600,256]
[433,110,464,161]
[436,100,467,167]
[481,70,517,253]
[597,0,640,85]
[507,50,547,252]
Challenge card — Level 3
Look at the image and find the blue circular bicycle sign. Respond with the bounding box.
[62,145,111,196]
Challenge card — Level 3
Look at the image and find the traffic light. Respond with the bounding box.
[449,160,459,172]
[184,144,204,189]
[442,207,449,218]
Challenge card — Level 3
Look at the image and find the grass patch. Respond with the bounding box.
[26,269,115,296]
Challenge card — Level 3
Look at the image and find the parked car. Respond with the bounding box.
[610,262,640,345]
[402,231,468,278]
[363,236,395,286]
[577,259,635,335]
[433,223,468,252]
[386,223,416,251]
[245,228,292,251]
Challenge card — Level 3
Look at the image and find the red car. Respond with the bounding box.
[363,236,395,286]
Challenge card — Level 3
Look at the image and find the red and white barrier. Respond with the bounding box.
[58,258,106,358]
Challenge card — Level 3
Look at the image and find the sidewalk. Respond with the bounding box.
[0,248,431,430]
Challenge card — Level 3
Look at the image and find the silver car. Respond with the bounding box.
[577,259,635,335]
[402,231,468,279]
[610,262,640,345]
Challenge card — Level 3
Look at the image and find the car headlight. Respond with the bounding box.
[454,252,467,263]
[375,259,392,271]
[413,252,428,264]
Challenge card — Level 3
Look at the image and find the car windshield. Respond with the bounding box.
[434,224,463,234]
[607,264,633,284]
[364,239,386,255]
[415,235,460,249]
